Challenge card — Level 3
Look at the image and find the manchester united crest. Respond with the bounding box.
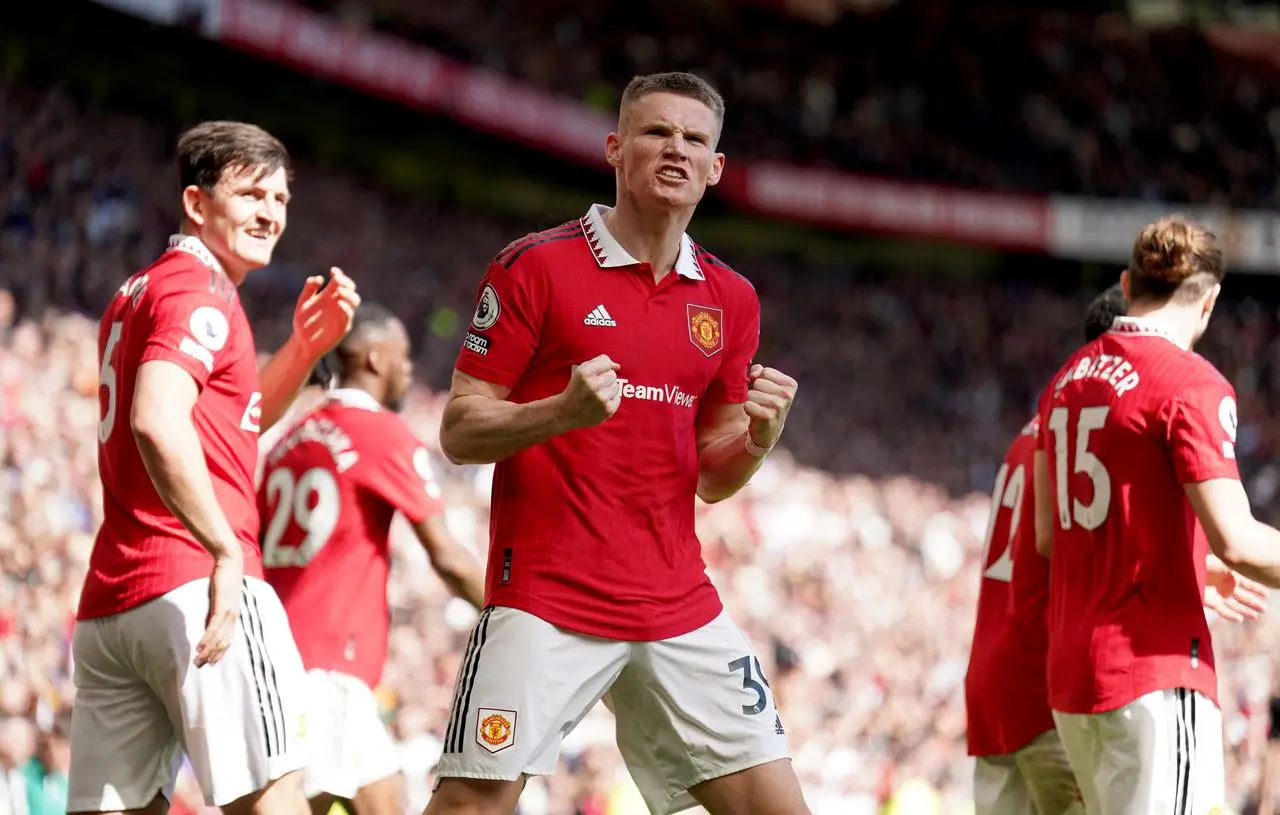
[687,304,724,357]
[476,708,517,753]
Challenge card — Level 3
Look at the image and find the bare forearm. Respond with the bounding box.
[439,393,572,465]
[436,556,485,609]
[258,335,316,432]
[697,432,764,504]
[134,417,239,560]
[1219,522,1280,588]
[1261,746,1280,815]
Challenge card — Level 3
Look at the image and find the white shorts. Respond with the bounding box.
[1053,689,1225,815]
[68,577,307,810]
[435,607,791,815]
[302,669,401,800]
[973,729,1083,815]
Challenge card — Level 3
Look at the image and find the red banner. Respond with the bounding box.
[212,0,1050,252]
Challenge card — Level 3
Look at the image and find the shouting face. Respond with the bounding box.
[607,91,725,214]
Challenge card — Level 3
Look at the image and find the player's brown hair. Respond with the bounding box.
[620,72,726,134]
[176,121,290,194]
[1127,215,1225,304]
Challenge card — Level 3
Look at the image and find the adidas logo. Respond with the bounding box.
[583,305,617,327]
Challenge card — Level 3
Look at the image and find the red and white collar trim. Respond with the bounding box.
[1108,316,1186,349]
[580,204,705,280]
[328,388,382,412]
[167,234,224,275]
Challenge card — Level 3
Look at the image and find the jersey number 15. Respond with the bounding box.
[1048,406,1112,532]
[262,467,340,568]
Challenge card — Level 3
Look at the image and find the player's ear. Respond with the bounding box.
[605,132,623,168]
[1203,282,1222,317]
[181,185,206,226]
[366,347,386,378]
[1119,269,1131,303]
[706,152,726,187]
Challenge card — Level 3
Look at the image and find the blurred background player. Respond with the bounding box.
[428,72,806,815]
[260,302,484,815]
[1033,216,1280,815]
[964,283,1126,815]
[69,121,359,815]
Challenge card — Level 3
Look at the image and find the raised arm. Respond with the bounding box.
[258,269,359,431]
[696,365,796,504]
[439,358,620,466]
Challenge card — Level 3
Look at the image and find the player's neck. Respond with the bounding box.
[603,200,691,283]
[176,225,248,286]
[1121,303,1197,350]
[336,375,384,407]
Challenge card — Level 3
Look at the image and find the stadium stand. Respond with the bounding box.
[299,1,1280,205]
[5,2,1280,813]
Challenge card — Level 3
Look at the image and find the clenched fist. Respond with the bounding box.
[745,364,797,452]
[558,355,623,430]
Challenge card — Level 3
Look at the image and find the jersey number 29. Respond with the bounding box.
[262,466,340,568]
[1048,406,1112,531]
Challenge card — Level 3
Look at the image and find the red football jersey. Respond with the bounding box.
[79,235,265,620]
[965,416,1055,757]
[455,205,760,641]
[1037,316,1239,714]
[261,389,444,688]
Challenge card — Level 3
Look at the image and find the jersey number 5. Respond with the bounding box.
[1047,406,1112,531]
[262,467,340,568]
[979,462,1026,583]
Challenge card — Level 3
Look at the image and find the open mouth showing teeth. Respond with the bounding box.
[658,168,687,180]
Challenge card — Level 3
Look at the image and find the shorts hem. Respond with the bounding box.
[68,796,157,814]
[660,752,792,815]
[433,768,537,783]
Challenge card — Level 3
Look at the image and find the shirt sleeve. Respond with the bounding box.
[703,287,761,405]
[140,282,237,389]
[454,256,547,390]
[363,427,445,525]
[1167,381,1241,484]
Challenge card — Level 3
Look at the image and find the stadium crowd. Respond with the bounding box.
[308,0,1280,207]
[6,35,1280,815]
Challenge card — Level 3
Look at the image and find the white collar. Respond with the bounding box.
[328,388,382,412]
[1108,316,1186,349]
[580,204,705,280]
[167,234,224,275]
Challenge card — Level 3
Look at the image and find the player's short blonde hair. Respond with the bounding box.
[177,120,291,194]
[1128,215,1225,304]
[620,72,726,135]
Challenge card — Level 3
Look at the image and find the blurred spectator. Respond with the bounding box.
[21,713,68,815]
[298,0,1280,207]
[0,716,36,815]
